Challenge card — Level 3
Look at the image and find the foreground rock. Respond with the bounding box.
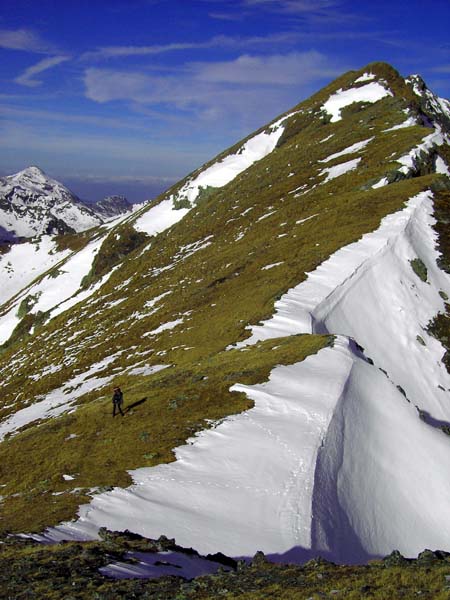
[2,530,450,599]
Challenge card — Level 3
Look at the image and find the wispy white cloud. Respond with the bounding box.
[82,41,209,61]
[66,173,179,185]
[191,51,338,84]
[84,51,341,101]
[211,0,361,24]
[0,28,53,53]
[0,104,147,130]
[83,51,344,130]
[14,55,70,87]
[432,65,450,74]
[243,0,337,11]
[208,12,247,21]
[81,32,301,61]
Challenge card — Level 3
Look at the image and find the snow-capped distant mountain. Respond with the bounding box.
[0,166,103,240]
[90,195,133,221]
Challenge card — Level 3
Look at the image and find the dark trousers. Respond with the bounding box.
[113,401,124,416]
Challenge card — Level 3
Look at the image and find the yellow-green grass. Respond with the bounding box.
[0,334,330,533]
[212,563,450,600]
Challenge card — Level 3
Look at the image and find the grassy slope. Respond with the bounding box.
[0,334,330,533]
[0,62,448,535]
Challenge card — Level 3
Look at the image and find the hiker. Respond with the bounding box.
[112,386,124,417]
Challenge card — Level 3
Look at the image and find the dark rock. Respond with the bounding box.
[91,195,132,219]
[382,550,409,566]
[251,550,269,567]
[304,557,334,568]
[417,549,450,564]
[206,551,237,570]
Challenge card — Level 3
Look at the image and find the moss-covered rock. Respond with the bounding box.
[81,224,148,288]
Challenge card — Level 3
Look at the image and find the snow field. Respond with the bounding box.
[133,199,190,237]
[319,138,373,163]
[0,237,70,310]
[312,347,450,562]
[0,231,113,344]
[238,191,450,420]
[319,158,361,183]
[321,81,393,123]
[38,335,450,562]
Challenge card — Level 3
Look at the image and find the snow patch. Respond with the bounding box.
[435,155,450,176]
[125,364,169,377]
[396,127,446,176]
[143,319,184,338]
[371,177,389,189]
[171,114,291,207]
[319,158,361,182]
[384,115,417,132]
[322,82,393,123]
[262,262,284,270]
[319,138,372,163]
[134,199,190,237]
[0,237,70,309]
[354,72,375,83]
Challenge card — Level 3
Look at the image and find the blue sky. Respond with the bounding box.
[1,0,450,202]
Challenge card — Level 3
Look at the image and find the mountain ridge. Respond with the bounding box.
[0,62,449,565]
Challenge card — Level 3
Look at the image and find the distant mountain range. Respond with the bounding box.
[0,166,134,241]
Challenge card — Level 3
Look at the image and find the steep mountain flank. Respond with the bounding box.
[0,166,102,240]
[0,62,449,564]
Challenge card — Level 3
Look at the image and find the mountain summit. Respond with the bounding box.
[0,166,102,240]
[0,62,450,565]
